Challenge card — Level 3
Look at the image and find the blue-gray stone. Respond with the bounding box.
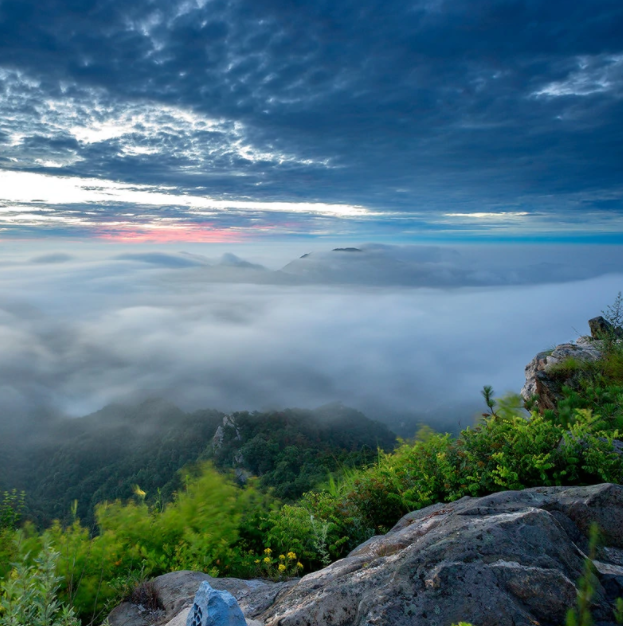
[186,581,247,626]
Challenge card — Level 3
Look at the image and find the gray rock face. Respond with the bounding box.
[211,416,242,451]
[185,582,246,626]
[259,483,623,626]
[589,316,623,340]
[106,602,153,626]
[521,341,602,410]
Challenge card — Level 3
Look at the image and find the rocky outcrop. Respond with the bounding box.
[211,415,242,450]
[521,316,623,411]
[589,316,623,340]
[520,339,603,410]
[109,484,623,626]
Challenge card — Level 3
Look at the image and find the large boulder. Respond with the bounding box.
[259,484,623,626]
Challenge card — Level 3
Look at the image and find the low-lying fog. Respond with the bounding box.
[0,242,621,434]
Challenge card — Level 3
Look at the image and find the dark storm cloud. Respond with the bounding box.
[0,0,622,235]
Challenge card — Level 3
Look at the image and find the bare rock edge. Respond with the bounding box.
[109,483,623,626]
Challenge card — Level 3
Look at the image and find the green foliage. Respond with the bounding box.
[565,524,600,626]
[536,294,623,432]
[212,406,396,501]
[551,362,623,433]
[28,403,226,527]
[0,490,25,532]
[481,385,497,417]
[0,465,257,623]
[2,392,622,624]
[96,463,242,573]
[275,396,623,559]
[603,291,623,331]
[71,463,247,618]
[5,402,393,528]
[547,356,585,376]
[0,537,80,626]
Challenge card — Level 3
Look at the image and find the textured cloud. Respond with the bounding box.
[0,0,622,239]
[0,243,621,431]
[533,54,623,99]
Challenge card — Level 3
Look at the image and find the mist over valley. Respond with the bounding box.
[0,242,620,435]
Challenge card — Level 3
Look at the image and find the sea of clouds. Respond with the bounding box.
[0,242,621,433]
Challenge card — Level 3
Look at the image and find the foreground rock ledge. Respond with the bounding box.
[109,483,623,626]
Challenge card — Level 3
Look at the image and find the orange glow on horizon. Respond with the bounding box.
[93,224,247,243]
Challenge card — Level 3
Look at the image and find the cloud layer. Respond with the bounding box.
[0,243,621,431]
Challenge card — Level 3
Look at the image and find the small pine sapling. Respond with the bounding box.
[481,385,498,418]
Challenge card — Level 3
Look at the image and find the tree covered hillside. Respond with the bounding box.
[1,399,396,527]
[212,403,397,500]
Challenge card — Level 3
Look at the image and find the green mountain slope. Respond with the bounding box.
[2,399,396,526]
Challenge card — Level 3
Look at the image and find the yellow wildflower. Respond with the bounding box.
[264,547,272,555]
[297,562,304,569]
[287,552,297,560]
[263,557,271,564]
[278,564,286,573]
[254,560,260,564]
[279,554,285,561]
[133,485,146,499]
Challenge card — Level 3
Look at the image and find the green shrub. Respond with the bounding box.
[0,491,25,532]
[291,395,623,558]
[0,464,259,623]
[0,537,79,626]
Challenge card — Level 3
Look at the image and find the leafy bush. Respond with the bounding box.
[0,490,25,532]
[281,396,623,558]
[1,395,621,623]
[96,463,244,575]
[0,537,79,626]
[0,464,259,623]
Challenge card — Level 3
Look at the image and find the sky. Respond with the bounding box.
[0,0,622,242]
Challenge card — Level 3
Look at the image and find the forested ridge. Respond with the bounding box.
[0,400,396,527]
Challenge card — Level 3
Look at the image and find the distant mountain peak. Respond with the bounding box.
[332,247,362,252]
[219,253,265,270]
